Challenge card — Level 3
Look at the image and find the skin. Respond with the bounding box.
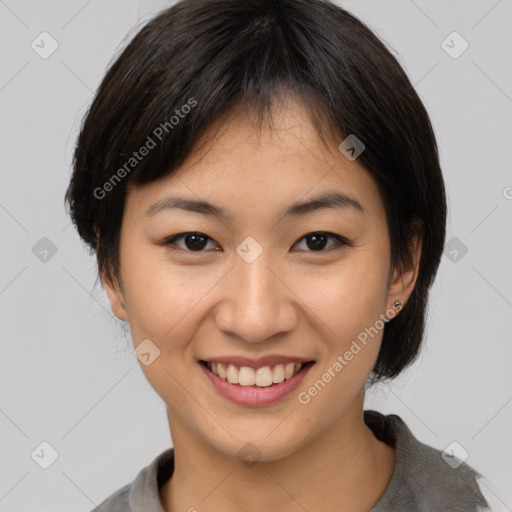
[103,96,422,512]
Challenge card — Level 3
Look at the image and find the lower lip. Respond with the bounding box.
[199,361,315,407]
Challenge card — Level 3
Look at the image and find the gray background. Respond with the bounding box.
[1,0,511,510]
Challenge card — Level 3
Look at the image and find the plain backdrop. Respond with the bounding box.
[0,0,511,510]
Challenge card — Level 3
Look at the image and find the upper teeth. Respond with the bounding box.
[207,362,303,387]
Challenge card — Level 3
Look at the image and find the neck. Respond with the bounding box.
[160,394,395,512]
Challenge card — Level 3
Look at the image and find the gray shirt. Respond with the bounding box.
[91,410,505,511]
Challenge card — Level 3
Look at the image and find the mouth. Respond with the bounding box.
[199,360,314,387]
[198,359,316,407]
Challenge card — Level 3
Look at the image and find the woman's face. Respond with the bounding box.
[104,99,419,461]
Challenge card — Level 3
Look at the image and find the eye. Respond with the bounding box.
[292,231,353,252]
[162,232,219,252]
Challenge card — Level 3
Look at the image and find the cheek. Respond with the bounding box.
[119,256,218,410]
[298,255,390,340]
[294,253,390,408]
[121,248,226,342]
[294,265,388,426]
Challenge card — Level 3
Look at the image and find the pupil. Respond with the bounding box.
[186,233,207,251]
[307,233,326,251]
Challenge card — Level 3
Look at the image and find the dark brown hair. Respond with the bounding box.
[65,0,447,380]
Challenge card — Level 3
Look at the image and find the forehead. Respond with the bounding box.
[181,98,346,173]
[125,98,385,224]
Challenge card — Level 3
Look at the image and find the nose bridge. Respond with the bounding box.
[215,244,297,342]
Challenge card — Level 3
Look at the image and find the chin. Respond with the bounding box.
[199,421,310,465]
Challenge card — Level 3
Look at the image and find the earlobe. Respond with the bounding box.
[102,272,129,321]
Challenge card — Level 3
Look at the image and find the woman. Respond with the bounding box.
[65,0,504,510]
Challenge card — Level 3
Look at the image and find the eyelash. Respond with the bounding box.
[161,231,353,254]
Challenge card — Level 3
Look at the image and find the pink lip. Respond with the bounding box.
[199,355,312,369]
[199,360,315,407]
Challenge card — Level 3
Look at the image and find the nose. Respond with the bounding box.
[213,248,298,343]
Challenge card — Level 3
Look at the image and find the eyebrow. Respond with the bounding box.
[144,191,365,221]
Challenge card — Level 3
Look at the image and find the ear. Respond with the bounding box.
[102,271,129,321]
[95,226,129,321]
[387,229,422,310]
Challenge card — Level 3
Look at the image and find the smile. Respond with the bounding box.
[199,359,316,407]
[202,361,305,387]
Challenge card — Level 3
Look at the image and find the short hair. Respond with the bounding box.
[65,0,447,381]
